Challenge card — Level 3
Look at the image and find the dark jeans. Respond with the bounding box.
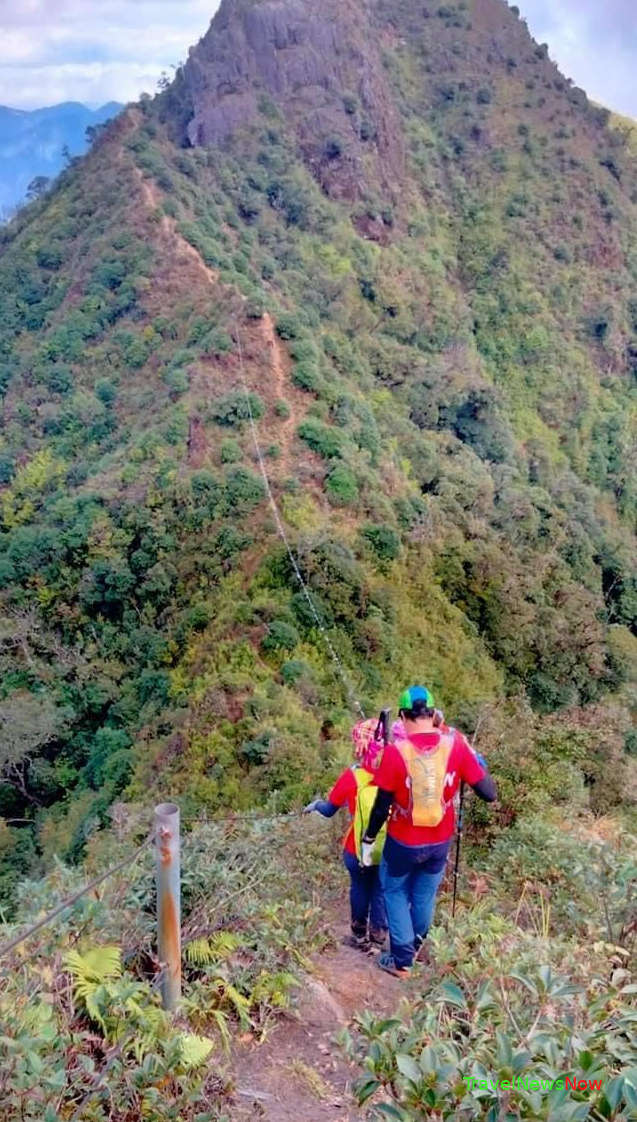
[380,836,451,968]
[343,850,387,935]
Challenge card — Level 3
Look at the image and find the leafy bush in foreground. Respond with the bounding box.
[344,820,636,1121]
[0,815,339,1121]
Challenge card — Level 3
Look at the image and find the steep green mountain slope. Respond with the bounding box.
[0,0,635,904]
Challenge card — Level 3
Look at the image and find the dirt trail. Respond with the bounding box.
[229,910,406,1122]
[135,171,218,286]
[258,311,302,474]
[134,167,301,473]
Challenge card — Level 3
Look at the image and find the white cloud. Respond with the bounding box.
[518,0,637,117]
[0,0,219,108]
[0,1,635,117]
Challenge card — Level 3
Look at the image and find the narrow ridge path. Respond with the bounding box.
[230,911,405,1122]
[134,166,301,474]
[258,311,301,475]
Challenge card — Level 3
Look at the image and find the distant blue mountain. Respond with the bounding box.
[0,101,123,216]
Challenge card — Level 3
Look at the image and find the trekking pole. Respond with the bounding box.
[376,707,391,747]
[451,712,484,920]
[451,781,465,919]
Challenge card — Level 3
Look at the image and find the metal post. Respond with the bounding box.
[154,802,181,1011]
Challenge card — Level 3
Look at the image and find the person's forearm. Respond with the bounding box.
[472,772,497,802]
[313,799,339,818]
[364,788,393,840]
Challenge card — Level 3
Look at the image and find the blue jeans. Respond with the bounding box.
[379,837,450,967]
[343,851,387,935]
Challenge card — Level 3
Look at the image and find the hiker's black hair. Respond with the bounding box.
[399,700,436,721]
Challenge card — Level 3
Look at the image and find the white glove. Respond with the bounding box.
[303,800,319,814]
[360,840,375,867]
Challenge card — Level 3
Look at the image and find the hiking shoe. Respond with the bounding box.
[342,933,371,952]
[369,927,388,948]
[414,935,431,965]
[377,952,412,978]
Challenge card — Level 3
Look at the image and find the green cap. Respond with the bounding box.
[398,685,435,711]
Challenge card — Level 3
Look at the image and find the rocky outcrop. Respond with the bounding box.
[183,0,404,201]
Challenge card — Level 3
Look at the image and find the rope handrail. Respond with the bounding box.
[0,808,306,962]
[0,833,154,961]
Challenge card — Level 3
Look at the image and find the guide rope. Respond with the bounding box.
[235,326,366,720]
[0,834,154,961]
[0,809,299,963]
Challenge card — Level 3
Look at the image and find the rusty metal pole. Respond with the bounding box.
[154,802,181,1012]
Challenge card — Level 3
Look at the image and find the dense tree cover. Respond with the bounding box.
[0,0,634,908]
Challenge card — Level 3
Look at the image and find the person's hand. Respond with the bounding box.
[303,800,319,814]
[360,840,375,867]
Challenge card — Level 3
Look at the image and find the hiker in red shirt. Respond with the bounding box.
[361,686,496,977]
[304,717,388,951]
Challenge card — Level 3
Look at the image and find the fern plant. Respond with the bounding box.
[63,945,122,1032]
[184,930,242,965]
[63,943,215,1068]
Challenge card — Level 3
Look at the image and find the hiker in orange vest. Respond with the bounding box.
[361,686,496,977]
[304,717,388,951]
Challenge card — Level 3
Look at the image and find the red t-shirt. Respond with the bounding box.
[328,767,377,855]
[375,730,485,845]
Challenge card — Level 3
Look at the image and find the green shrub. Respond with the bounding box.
[274,400,290,419]
[245,296,265,319]
[584,309,612,341]
[323,136,344,159]
[553,243,571,262]
[207,328,233,355]
[281,659,310,684]
[224,467,265,513]
[191,469,221,507]
[42,364,73,394]
[262,620,300,653]
[297,419,345,459]
[220,438,242,463]
[185,603,212,632]
[325,464,359,506]
[275,313,303,340]
[292,361,321,393]
[95,378,117,405]
[240,730,271,763]
[362,524,400,561]
[83,728,132,789]
[36,245,63,270]
[165,369,189,397]
[212,391,264,427]
[289,337,318,364]
[0,454,14,484]
[359,119,377,142]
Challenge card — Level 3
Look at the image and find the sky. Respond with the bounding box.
[0,0,635,117]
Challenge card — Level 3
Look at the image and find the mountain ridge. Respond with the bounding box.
[0,100,123,216]
[0,4,635,1115]
[0,0,634,901]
